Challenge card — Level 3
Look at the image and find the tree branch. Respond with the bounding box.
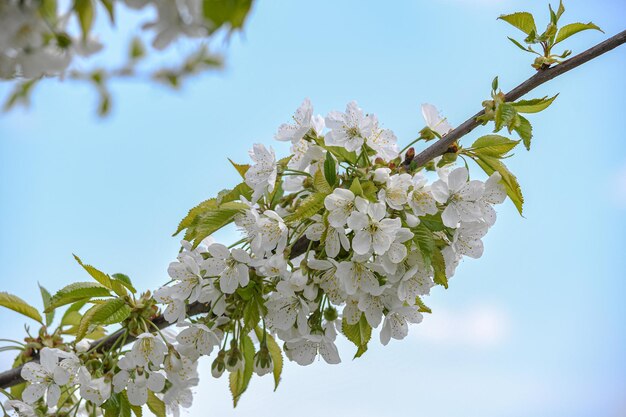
[411,29,626,168]
[0,29,624,392]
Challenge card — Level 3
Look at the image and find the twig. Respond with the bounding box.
[0,29,624,391]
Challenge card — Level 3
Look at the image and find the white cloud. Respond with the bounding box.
[412,304,510,348]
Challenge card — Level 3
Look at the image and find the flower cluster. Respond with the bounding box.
[6,99,510,417]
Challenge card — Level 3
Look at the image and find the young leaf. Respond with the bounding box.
[432,247,448,289]
[229,335,255,407]
[0,292,43,324]
[228,159,250,179]
[74,0,95,40]
[555,22,603,45]
[507,37,532,52]
[323,145,357,165]
[73,254,127,297]
[349,178,363,197]
[284,193,326,222]
[188,201,248,247]
[413,225,435,268]
[266,334,283,391]
[38,284,55,327]
[469,135,520,157]
[90,298,131,325]
[47,282,111,312]
[99,0,114,23]
[470,154,524,214]
[512,94,558,113]
[146,391,166,417]
[342,314,372,358]
[323,152,337,187]
[498,12,537,35]
[494,103,517,132]
[513,115,533,150]
[173,198,217,236]
[415,296,432,314]
[111,273,137,294]
[217,183,253,205]
[75,304,100,341]
[313,170,332,194]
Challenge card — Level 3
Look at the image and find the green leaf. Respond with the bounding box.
[324,145,358,165]
[47,282,111,312]
[39,0,58,23]
[498,12,537,35]
[130,404,143,417]
[494,103,517,132]
[203,0,253,31]
[61,300,87,326]
[217,182,253,205]
[146,391,166,417]
[74,0,95,39]
[469,135,520,157]
[38,284,55,327]
[432,247,448,289]
[229,335,255,407]
[119,391,132,417]
[188,201,248,247]
[323,152,337,187]
[555,22,603,44]
[73,254,127,297]
[173,198,217,236]
[511,94,558,113]
[413,224,435,268]
[266,334,283,391]
[0,292,43,324]
[99,0,114,23]
[111,273,137,294]
[507,37,531,52]
[470,154,524,215]
[342,315,372,359]
[513,115,533,150]
[76,304,100,341]
[415,296,432,314]
[228,158,250,179]
[349,178,363,197]
[90,298,131,325]
[284,193,326,223]
[313,170,332,194]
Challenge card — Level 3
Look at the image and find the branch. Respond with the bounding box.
[411,29,626,167]
[0,29,624,392]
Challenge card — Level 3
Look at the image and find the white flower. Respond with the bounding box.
[324,188,356,227]
[284,323,340,366]
[164,373,197,417]
[308,258,345,304]
[245,143,278,202]
[379,173,412,210]
[4,400,35,417]
[336,256,384,296]
[357,293,384,327]
[368,117,399,161]
[265,294,310,333]
[131,333,168,369]
[397,254,435,303]
[258,253,289,278]
[78,367,111,406]
[431,167,484,228]
[275,98,324,143]
[380,228,414,274]
[347,197,402,255]
[153,286,187,324]
[479,172,507,226]
[421,103,453,136]
[203,243,251,294]
[325,101,374,152]
[452,221,489,259]
[112,353,166,406]
[372,167,391,184]
[407,173,438,218]
[380,301,423,345]
[176,323,221,361]
[20,348,78,405]
[167,254,206,303]
[250,210,288,257]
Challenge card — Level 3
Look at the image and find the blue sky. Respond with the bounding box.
[1,1,625,416]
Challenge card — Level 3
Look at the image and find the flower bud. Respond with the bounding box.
[253,346,273,376]
[226,347,244,373]
[372,167,391,184]
[211,351,226,378]
[323,306,338,322]
[405,213,419,228]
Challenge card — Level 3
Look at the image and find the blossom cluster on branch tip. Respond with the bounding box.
[3,97,510,417]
